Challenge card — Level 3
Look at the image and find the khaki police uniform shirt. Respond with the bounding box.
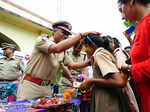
[24,37,67,80]
[17,36,68,100]
[64,49,87,75]
[58,49,87,93]
[0,57,24,80]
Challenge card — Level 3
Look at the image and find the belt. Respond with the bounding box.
[24,75,51,86]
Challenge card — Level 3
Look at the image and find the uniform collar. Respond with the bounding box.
[3,56,15,60]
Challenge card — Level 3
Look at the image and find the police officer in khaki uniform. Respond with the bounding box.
[66,41,87,76]
[17,21,84,101]
[0,43,24,102]
[0,43,24,82]
[58,40,88,93]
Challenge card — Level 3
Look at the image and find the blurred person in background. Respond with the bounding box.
[58,40,88,93]
[67,40,87,76]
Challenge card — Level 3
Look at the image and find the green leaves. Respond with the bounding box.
[123,21,138,27]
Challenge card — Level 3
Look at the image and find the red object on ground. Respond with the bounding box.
[8,94,16,102]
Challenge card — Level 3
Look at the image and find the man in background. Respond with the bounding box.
[59,40,88,93]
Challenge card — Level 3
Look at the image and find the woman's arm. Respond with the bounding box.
[92,72,127,88]
[79,72,127,89]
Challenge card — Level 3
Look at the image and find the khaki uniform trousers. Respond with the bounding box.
[17,80,51,101]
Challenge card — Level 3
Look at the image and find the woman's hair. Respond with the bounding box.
[118,0,150,5]
[112,37,121,49]
[84,33,114,52]
[74,40,84,48]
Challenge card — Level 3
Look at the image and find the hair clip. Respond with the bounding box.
[86,36,95,45]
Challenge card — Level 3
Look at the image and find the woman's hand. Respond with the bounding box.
[121,64,130,72]
[121,64,131,78]
[123,31,132,45]
[123,31,131,40]
[79,78,94,90]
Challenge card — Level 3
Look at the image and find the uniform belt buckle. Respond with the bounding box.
[41,80,46,86]
[41,80,49,86]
